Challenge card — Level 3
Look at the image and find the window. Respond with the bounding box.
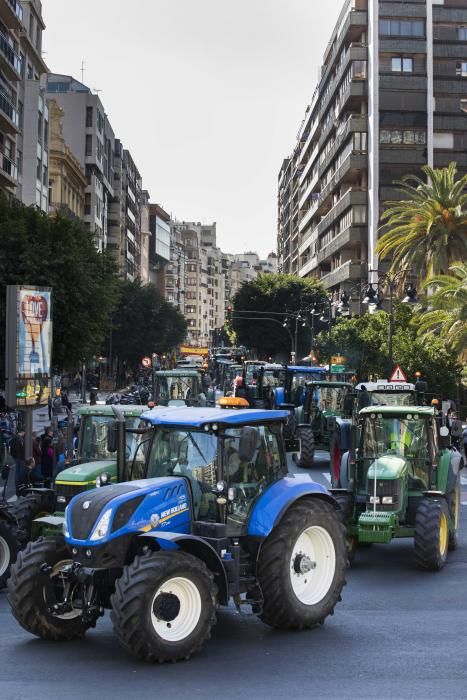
[86,106,93,127]
[353,205,367,224]
[434,132,454,149]
[391,57,413,73]
[84,193,91,215]
[17,100,23,129]
[43,120,48,149]
[37,112,42,141]
[352,60,367,79]
[85,134,92,156]
[379,128,426,145]
[36,157,41,181]
[19,52,25,79]
[27,63,33,80]
[380,19,424,37]
[16,149,22,175]
[457,27,467,41]
[456,62,467,77]
[29,13,34,38]
[42,164,47,186]
[353,132,367,152]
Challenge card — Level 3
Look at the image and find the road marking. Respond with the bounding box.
[460,475,467,486]
[322,472,331,484]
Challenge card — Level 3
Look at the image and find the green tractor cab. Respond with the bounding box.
[333,405,463,570]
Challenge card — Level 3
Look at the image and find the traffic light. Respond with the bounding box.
[226,305,232,321]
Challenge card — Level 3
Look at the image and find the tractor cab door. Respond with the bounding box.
[223,424,283,536]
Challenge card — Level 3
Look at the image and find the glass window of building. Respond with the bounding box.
[457,27,467,40]
[456,62,467,77]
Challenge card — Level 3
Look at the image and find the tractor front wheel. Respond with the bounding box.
[257,498,346,629]
[0,519,20,588]
[296,426,315,468]
[414,498,449,571]
[283,410,297,441]
[7,538,94,640]
[9,493,54,540]
[110,550,217,663]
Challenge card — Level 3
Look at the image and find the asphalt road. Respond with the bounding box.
[1,457,466,700]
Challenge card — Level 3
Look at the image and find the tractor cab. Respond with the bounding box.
[353,380,426,414]
[154,370,209,407]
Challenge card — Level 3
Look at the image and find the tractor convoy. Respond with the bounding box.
[0,349,464,663]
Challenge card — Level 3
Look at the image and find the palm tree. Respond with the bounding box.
[416,261,467,354]
[377,162,467,279]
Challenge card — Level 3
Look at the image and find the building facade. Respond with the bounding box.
[46,73,115,252]
[278,0,467,297]
[148,202,171,293]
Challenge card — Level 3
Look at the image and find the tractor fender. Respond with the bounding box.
[139,531,228,605]
[278,403,295,412]
[31,514,65,540]
[445,450,463,494]
[247,475,337,538]
[335,418,351,450]
[274,387,285,407]
[437,449,462,493]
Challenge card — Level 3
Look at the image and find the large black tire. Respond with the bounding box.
[257,498,346,629]
[333,492,354,524]
[448,477,461,551]
[9,492,54,540]
[7,538,94,640]
[110,550,218,663]
[283,410,297,441]
[0,518,21,588]
[414,498,449,571]
[296,426,315,468]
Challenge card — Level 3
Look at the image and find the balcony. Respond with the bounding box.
[299,256,319,278]
[0,86,19,133]
[298,199,319,233]
[0,31,22,80]
[317,188,366,236]
[317,224,366,264]
[0,0,23,30]
[320,260,366,289]
[0,148,17,187]
[336,80,367,117]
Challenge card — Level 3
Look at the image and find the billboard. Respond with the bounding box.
[5,286,53,407]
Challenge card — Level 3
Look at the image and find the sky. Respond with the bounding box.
[42,0,344,257]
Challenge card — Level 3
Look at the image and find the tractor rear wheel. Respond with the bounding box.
[0,519,20,588]
[414,498,449,571]
[257,498,346,629]
[7,538,94,640]
[111,550,218,663]
[448,477,461,551]
[296,426,315,468]
[9,492,54,540]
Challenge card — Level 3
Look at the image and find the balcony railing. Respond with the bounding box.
[0,31,22,76]
[0,86,18,127]
[0,148,17,181]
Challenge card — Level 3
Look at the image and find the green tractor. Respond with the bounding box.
[0,405,151,585]
[292,380,354,470]
[332,406,463,569]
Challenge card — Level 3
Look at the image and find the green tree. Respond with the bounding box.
[377,162,467,279]
[0,197,119,376]
[416,262,467,354]
[314,302,460,396]
[111,280,187,371]
[231,273,326,358]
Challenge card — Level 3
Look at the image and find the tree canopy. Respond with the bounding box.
[111,280,187,370]
[231,274,326,359]
[0,196,119,375]
[377,162,467,279]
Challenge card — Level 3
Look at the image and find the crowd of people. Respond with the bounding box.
[9,425,72,495]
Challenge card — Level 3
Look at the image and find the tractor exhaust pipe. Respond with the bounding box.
[112,406,127,483]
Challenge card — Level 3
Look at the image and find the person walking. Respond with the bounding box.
[41,427,54,482]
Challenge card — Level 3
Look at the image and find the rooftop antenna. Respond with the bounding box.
[80,60,85,83]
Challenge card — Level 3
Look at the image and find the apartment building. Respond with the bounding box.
[278,0,467,296]
[148,202,171,293]
[46,73,115,252]
[165,220,186,312]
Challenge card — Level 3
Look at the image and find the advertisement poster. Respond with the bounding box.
[5,286,53,407]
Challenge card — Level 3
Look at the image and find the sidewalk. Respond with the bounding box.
[32,391,113,433]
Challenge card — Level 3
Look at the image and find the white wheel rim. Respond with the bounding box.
[290,525,336,605]
[0,535,10,578]
[150,576,202,642]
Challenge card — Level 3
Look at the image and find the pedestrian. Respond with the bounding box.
[10,429,26,492]
[15,457,41,495]
[61,389,73,413]
[89,390,97,406]
[32,431,42,478]
[41,427,54,481]
[47,393,52,421]
[73,371,81,396]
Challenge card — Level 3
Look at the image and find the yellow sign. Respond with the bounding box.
[331,355,347,365]
[179,345,209,356]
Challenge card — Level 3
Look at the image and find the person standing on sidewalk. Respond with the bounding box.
[40,427,54,482]
[11,429,26,493]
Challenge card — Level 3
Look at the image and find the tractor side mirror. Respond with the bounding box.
[439,425,450,449]
[107,421,118,453]
[326,416,337,432]
[239,427,259,462]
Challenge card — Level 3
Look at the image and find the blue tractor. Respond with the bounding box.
[8,406,347,663]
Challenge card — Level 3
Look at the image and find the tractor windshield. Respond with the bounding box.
[157,376,199,403]
[79,415,144,462]
[361,414,430,461]
[311,385,347,415]
[367,391,415,407]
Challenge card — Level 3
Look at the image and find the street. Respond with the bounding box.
[1,456,466,700]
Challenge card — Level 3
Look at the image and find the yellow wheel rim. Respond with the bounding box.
[439,512,448,556]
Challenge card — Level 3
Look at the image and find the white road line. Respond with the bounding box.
[322,472,331,484]
[460,476,467,486]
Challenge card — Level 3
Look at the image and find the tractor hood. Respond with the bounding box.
[64,476,191,546]
[55,460,117,485]
[367,455,408,481]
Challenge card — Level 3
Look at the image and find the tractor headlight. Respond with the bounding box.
[369,496,380,504]
[96,472,110,488]
[90,509,112,541]
[382,496,393,505]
